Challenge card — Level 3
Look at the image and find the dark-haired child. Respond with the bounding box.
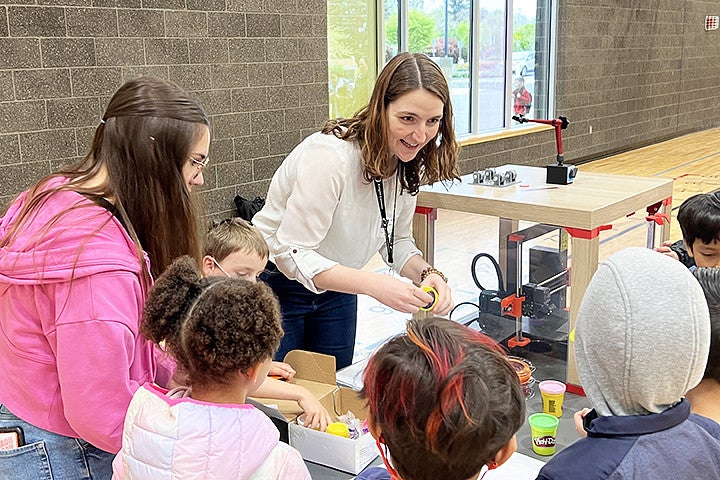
[655,191,720,269]
[687,267,720,423]
[202,218,332,431]
[356,317,525,480]
[112,257,310,479]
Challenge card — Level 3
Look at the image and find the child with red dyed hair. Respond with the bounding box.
[357,317,525,480]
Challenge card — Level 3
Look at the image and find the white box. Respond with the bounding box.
[289,404,378,474]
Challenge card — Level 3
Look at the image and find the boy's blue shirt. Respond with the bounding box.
[535,400,720,480]
[355,466,390,480]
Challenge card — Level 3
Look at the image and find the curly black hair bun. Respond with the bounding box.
[141,255,284,388]
[141,255,204,347]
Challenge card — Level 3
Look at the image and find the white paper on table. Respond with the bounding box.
[351,452,544,480]
[484,452,545,480]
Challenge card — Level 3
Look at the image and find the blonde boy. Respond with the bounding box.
[203,218,332,431]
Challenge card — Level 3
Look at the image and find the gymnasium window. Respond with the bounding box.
[328,0,556,137]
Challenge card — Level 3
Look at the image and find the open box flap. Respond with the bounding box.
[284,350,337,385]
[249,350,340,422]
[332,386,367,418]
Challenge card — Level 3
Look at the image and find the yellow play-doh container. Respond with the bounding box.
[326,422,350,438]
[539,380,566,418]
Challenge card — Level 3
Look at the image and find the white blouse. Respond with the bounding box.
[253,132,421,293]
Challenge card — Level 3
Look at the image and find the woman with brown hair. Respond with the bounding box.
[0,77,210,479]
[253,52,460,370]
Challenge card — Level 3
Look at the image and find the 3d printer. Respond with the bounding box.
[464,224,570,372]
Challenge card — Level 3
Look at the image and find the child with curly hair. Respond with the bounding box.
[202,218,332,431]
[112,256,310,479]
[356,317,525,480]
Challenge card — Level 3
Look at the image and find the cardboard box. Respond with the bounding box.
[250,350,379,475]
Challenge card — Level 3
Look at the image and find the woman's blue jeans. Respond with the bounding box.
[261,263,358,369]
[0,404,114,480]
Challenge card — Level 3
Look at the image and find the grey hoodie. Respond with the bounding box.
[575,247,710,417]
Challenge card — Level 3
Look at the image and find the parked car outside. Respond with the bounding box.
[512,51,535,76]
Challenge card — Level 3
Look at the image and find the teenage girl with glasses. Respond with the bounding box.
[0,77,209,480]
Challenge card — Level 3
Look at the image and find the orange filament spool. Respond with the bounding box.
[507,356,533,394]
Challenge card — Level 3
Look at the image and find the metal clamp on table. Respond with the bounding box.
[471,167,519,187]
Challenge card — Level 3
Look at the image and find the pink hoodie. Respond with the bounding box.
[0,179,166,453]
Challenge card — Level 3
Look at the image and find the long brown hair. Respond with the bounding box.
[0,77,209,280]
[322,52,459,194]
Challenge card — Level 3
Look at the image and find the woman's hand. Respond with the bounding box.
[312,263,453,314]
[298,393,332,432]
[368,274,434,313]
[421,273,454,315]
[269,361,296,381]
[574,407,592,438]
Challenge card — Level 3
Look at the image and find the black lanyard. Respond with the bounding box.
[373,175,398,264]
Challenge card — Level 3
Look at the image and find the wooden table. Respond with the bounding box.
[413,164,673,386]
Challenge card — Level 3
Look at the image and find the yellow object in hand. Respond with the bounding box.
[420,285,439,311]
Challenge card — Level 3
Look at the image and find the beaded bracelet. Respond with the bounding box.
[420,266,447,283]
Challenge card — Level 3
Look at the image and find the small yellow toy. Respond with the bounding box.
[420,285,439,311]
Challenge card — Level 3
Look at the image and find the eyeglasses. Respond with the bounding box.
[191,157,210,171]
[190,156,209,180]
[209,255,266,281]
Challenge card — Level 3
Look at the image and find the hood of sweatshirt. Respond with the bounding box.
[575,247,709,416]
[0,178,144,285]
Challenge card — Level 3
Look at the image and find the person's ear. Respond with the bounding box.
[684,238,695,257]
[245,363,262,383]
[490,434,517,468]
[367,414,382,440]
[201,255,215,277]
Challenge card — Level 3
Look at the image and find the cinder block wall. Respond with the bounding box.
[2,0,719,213]
[460,0,720,172]
[0,1,328,218]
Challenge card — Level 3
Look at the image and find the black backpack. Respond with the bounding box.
[234,195,265,222]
